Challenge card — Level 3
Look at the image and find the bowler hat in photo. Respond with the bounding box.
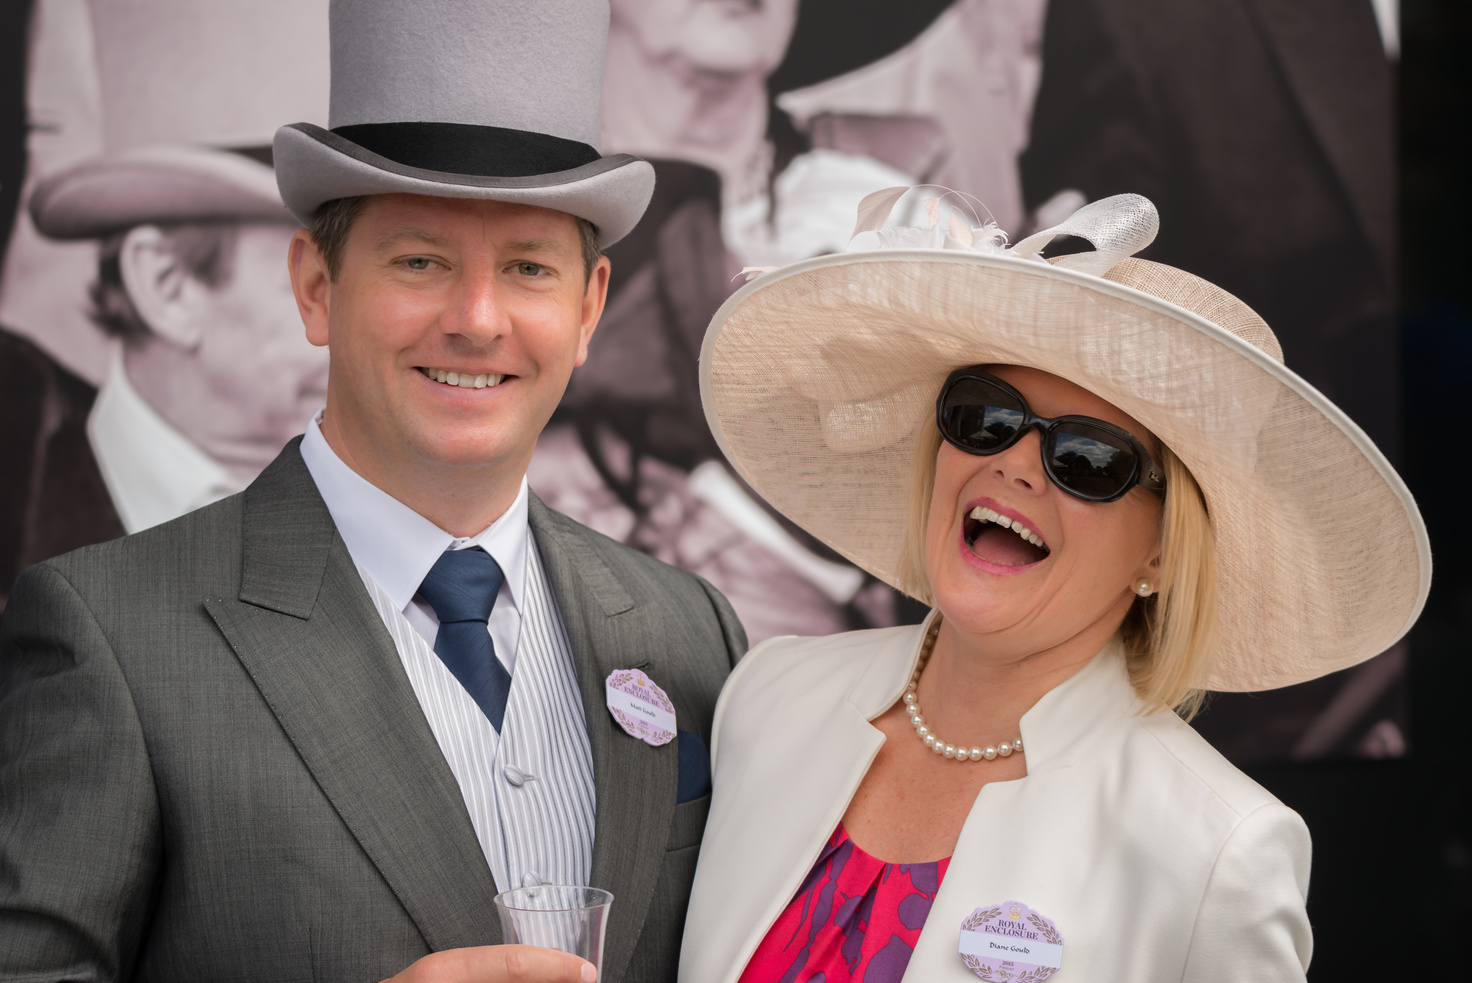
[28,0,329,240]
[273,0,656,248]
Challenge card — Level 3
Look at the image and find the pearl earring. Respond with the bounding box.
[1134,579,1154,598]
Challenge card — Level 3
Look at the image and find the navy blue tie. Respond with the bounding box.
[417,548,512,731]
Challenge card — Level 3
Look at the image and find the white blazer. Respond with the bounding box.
[680,614,1312,982]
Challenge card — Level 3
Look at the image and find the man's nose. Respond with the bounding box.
[444,265,510,341]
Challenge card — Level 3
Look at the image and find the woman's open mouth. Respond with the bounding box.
[963,505,1051,567]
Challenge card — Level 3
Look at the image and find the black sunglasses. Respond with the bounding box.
[936,368,1167,503]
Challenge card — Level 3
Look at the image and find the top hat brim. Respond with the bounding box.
[30,146,293,241]
[273,124,655,249]
[700,249,1431,693]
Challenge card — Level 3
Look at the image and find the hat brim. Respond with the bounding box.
[29,146,292,240]
[273,123,655,249]
[700,249,1431,692]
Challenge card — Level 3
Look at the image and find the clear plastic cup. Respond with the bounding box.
[493,885,614,975]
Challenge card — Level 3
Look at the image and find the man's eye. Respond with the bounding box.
[405,257,432,271]
[516,262,543,276]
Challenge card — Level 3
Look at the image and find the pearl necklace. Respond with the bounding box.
[902,622,1024,762]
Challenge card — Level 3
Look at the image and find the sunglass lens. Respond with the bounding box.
[1048,424,1138,499]
[941,379,1025,453]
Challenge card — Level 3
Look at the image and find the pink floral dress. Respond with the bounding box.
[737,825,950,983]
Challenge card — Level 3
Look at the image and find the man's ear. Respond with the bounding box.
[118,224,207,349]
[288,228,332,348]
[573,254,612,367]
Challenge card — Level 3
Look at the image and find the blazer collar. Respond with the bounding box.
[847,610,1138,774]
[234,438,335,618]
[208,440,505,951]
[528,492,678,983]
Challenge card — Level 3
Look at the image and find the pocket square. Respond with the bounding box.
[676,730,711,803]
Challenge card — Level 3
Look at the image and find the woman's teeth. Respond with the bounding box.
[419,367,505,389]
[968,505,1047,550]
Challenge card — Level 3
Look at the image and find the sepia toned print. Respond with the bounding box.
[0,0,329,608]
[0,0,1403,763]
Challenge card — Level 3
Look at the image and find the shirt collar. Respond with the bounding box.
[87,352,243,534]
[299,412,529,614]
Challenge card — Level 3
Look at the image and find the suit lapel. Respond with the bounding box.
[205,442,503,950]
[1244,0,1395,283]
[528,493,678,983]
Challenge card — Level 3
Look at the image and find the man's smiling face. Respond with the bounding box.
[296,194,609,485]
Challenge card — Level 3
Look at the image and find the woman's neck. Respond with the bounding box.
[919,600,1130,745]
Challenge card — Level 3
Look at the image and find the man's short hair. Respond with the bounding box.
[90,224,239,343]
[308,196,602,285]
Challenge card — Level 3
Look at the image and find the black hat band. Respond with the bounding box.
[331,121,601,179]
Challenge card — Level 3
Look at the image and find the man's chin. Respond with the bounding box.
[407,429,530,473]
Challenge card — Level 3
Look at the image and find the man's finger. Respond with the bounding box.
[495,945,596,982]
[399,944,596,983]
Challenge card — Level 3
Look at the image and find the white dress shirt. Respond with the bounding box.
[299,414,595,891]
[88,353,242,533]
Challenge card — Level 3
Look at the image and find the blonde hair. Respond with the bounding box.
[896,418,1218,717]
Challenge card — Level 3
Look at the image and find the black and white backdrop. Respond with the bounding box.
[1,1,1466,974]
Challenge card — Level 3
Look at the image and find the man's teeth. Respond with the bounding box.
[419,367,505,389]
[968,505,1047,549]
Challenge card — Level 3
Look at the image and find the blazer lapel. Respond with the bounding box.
[204,442,503,950]
[690,620,932,983]
[714,708,885,983]
[1244,0,1395,284]
[528,493,678,983]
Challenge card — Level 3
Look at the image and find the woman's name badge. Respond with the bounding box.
[959,901,1064,981]
[605,669,677,746]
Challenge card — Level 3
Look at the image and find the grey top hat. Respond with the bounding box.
[274,0,655,248]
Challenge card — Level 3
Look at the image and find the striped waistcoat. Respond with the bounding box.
[358,534,596,892]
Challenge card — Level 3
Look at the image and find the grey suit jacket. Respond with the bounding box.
[0,441,746,983]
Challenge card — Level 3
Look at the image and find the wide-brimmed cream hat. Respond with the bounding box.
[700,193,1430,692]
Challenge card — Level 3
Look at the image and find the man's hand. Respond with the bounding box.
[385,945,597,983]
